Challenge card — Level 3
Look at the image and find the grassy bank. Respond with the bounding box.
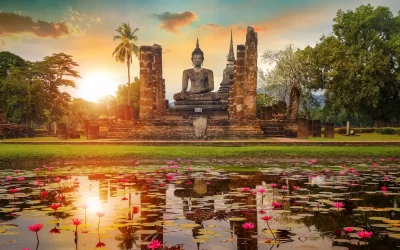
[308,133,400,141]
[0,144,399,163]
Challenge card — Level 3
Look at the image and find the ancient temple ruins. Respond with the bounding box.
[87,26,300,140]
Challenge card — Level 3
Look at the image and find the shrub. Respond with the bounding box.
[377,127,400,135]
[34,129,48,134]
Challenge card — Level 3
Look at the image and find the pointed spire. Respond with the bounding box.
[227,30,235,61]
[196,38,199,48]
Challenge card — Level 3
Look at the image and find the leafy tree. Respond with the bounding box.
[0,65,48,124]
[260,44,320,119]
[0,51,25,79]
[256,93,274,116]
[116,76,140,109]
[112,23,139,105]
[314,5,400,125]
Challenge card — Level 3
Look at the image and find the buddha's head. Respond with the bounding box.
[191,38,204,67]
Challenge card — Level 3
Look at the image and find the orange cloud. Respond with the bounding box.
[152,11,198,33]
[0,12,71,38]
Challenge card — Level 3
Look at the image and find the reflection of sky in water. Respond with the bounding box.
[0,166,399,250]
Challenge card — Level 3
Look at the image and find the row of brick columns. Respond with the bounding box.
[297,119,335,138]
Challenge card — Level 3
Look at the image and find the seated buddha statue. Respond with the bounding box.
[173,39,219,101]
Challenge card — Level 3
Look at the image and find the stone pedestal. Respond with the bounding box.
[324,123,335,138]
[312,120,321,138]
[297,118,309,139]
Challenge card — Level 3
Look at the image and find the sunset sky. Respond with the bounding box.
[1,0,399,102]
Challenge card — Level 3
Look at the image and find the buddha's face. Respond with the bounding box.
[192,54,203,67]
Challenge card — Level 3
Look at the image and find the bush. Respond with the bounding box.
[377,127,400,135]
[34,129,48,134]
[335,128,376,134]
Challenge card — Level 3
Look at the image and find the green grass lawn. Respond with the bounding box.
[0,144,399,162]
[308,133,400,141]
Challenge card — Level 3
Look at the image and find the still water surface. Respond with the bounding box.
[0,161,400,250]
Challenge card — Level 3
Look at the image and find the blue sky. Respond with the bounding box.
[0,0,399,102]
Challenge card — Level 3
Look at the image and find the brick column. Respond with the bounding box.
[312,120,322,138]
[324,123,335,138]
[139,46,154,120]
[297,118,309,139]
[152,44,163,119]
[234,45,245,121]
[243,27,258,120]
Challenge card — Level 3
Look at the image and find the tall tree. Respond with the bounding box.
[112,23,139,105]
[40,53,80,132]
[315,5,400,125]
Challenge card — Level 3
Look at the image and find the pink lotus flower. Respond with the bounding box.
[325,169,331,173]
[96,211,105,217]
[41,191,48,198]
[381,186,388,191]
[333,202,344,209]
[206,181,211,185]
[132,206,140,214]
[186,167,192,171]
[9,188,18,194]
[251,190,257,195]
[281,186,287,190]
[257,188,266,194]
[261,215,272,221]
[388,157,393,161]
[54,177,61,182]
[6,176,12,181]
[50,203,61,211]
[17,176,25,181]
[242,222,255,230]
[15,169,19,174]
[21,248,30,250]
[339,171,346,175]
[147,239,162,250]
[293,186,300,191]
[72,218,83,226]
[344,227,354,233]
[96,241,106,247]
[35,168,40,173]
[271,202,281,208]
[269,183,277,188]
[28,223,44,242]
[357,230,373,239]
[28,223,44,232]
[372,163,377,168]
[384,176,389,181]
[48,167,52,172]
[242,187,250,192]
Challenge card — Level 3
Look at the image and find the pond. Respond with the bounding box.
[0,158,399,250]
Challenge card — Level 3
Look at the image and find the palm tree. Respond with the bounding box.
[112,23,139,105]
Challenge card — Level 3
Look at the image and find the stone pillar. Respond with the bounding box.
[297,118,309,139]
[87,126,99,140]
[243,27,258,120]
[324,123,335,138]
[265,106,272,119]
[152,44,163,119]
[139,46,154,120]
[233,45,246,121]
[228,61,237,119]
[312,120,321,138]
[83,120,89,137]
[259,107,266,120]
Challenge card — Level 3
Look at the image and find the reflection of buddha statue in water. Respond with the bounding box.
[173,39,218,101]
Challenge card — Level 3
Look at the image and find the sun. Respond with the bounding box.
[79,72,119,102]
[86,196,102,212]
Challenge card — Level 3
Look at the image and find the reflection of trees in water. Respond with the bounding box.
[115,226,140,250]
